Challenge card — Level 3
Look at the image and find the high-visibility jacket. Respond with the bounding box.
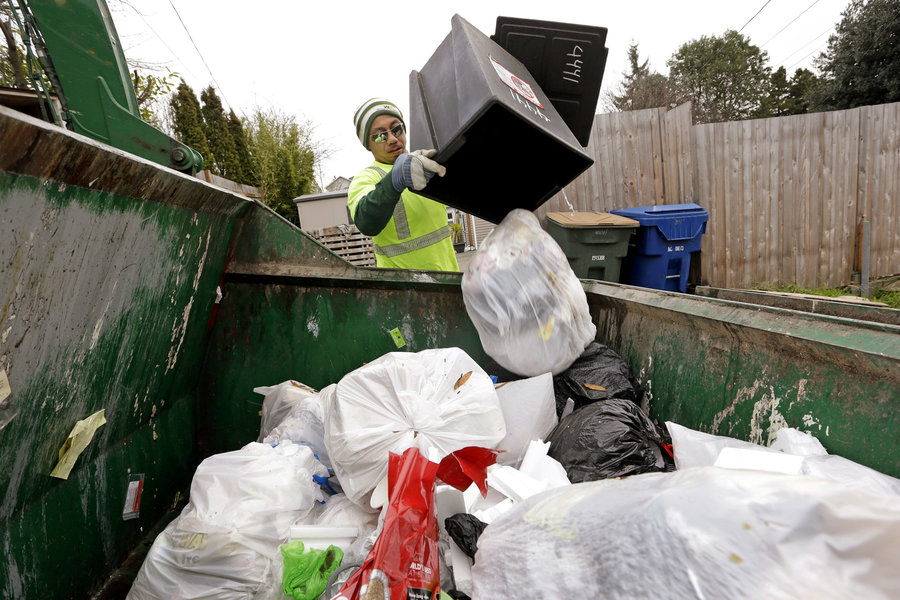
[348,161,459,271]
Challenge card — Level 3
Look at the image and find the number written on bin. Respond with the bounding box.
[592,255,606,261]
[667,245,685,253]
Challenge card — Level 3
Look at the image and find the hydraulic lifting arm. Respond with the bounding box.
[11,0,203,173]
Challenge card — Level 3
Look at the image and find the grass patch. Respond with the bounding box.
[873,290,900,309]
[753,284,900,309]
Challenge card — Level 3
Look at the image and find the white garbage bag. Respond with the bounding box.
[127,442,328,600]
[666,421,900,498]
[461,209,595,376]
[472,467,900,599]
[323,347,506,506]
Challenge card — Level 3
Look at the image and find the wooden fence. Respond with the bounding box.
[540,101,899,289]
[310,224,376,267]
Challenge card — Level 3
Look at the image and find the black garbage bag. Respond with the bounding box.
[546,398,674,483]
[445,513,488,560]
[552,342,642,417]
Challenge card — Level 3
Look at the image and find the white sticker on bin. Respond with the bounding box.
[490,55,543,108]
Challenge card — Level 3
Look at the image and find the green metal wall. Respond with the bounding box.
[0,107,246,599]
[588,281,900,477]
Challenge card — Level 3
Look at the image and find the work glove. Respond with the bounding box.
[391,149,447,192]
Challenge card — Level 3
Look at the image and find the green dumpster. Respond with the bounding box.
[545,211,640,281]
[1,105,899,599]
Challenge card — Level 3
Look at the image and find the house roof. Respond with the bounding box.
[292,190,348,204]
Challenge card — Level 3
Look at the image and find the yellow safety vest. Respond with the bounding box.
[348,162,459,271]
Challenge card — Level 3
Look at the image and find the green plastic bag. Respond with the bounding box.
[280,541,344,600]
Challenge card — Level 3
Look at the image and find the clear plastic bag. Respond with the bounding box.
[461,209,595,376]
[254,380,318,442]
[262,385,332,470]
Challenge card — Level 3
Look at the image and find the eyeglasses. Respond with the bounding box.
[370,122,405,144]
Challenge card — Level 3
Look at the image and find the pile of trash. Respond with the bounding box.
[126,210,900,600]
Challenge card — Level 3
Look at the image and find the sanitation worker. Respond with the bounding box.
[349,98,459,271]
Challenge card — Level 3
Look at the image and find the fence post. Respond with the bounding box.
[860,220,871,298]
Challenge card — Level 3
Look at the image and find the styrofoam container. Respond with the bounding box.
[289,524,358,552]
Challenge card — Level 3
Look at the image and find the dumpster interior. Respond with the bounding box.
[2,107,900,599]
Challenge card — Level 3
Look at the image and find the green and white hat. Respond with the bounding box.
[353,98,403,150]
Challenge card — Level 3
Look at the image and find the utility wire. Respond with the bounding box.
[776,25,834,66]
[761,0,823,47]
[787,43,827,71]
[738,0,773,33]
[166,0,241,116]
[131,9,202,82]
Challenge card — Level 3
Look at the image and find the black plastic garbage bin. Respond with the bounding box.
[545,211,639,281]
[409,14,593,224]
[492,16,609,147]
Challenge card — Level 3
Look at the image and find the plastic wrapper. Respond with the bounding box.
[546,398,673,482]
[324,347,506,506]
[666,421,900,498]
[461,209,595,376]
[552,342,642,417]
[444,513,487,560]
[472,467,900,599]
[280,541,342,600]
[127,442,328,600]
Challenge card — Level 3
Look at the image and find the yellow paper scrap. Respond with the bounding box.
[50,409,107,480]
[0,370,10,405]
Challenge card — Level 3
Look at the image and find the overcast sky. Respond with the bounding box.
[111,0,851,188]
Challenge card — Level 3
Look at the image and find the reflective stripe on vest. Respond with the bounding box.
[366,165,410,237]
[374,225,451,258]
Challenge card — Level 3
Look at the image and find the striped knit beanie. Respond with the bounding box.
[353,98,404,150]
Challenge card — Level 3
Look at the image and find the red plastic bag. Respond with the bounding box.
[331,447,497,600]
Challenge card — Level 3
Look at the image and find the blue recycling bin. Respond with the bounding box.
[610,203,708,293]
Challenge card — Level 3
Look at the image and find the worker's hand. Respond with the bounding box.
[391,150,446,192]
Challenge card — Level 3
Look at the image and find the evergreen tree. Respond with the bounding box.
[228,110,258,186]
[608,42,673,111]
[812,0,900,110]
[246,107,316,224]
[668,30,771,124]
[762,67,792,117]
[787,68,820,115]
[200,86,242,180]
[170,81,212,165]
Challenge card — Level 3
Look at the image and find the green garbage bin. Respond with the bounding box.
[545,211,639,281]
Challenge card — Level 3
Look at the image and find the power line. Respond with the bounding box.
[131,9,202,82]
[738,0,773,33]
[776,25,834,66]
[761,0,823,48]
[787,43,827,71]
[166,0,241,116]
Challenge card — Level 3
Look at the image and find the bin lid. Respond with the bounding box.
[610,203,708,221]
[610,203,708,241]
[546,211,639,227]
